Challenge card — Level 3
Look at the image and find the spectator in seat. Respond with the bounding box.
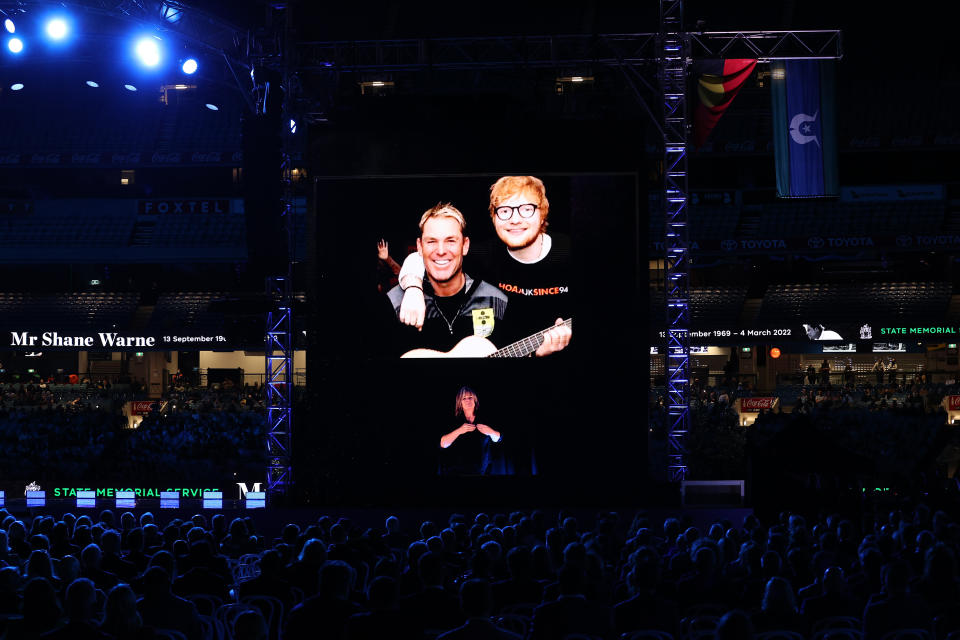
[345,576,416,640]
[173,540,231,602]
[531,565,614,640]
[285,537,327,598]
[0,566,20,614]
[438,579,522,640]
[100,530,137,581]
[751,576,803,633]
[800,567,862,629]
[913,543,960,616]
[233,610,269,640]
[3,576,63,639]
[101,583,158,640]
[239,548,296,612]
[284,560,363,640]
[136,567,202,640]
[613,547,678,637]
[400,551,464,635]
[80,543,119,592]
[41,577,110,640]
[492,546,544,613]
[863,559,933,640]
[715,610,754,640]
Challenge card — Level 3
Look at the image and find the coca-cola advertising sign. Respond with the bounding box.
[740,397,778,411]
[130,401,156,416]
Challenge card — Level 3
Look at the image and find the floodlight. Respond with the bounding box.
[4,19,14,33]
[135,37,161,67]
[7,37,23,54]
[86,80,99,88]
[10,83,23,90]
[45,18,68,41]
[182,58,197,74]
[124,84,137,91]
[204,103,218,111]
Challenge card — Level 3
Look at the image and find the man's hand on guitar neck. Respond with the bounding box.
[535,317,572,357]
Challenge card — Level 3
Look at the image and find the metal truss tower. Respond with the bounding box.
[265,267,293,498]
[659,0,691,482]
[263,5,296,501]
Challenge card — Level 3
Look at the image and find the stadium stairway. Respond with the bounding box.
[947,295,960,323]
[131,305,155,330]
[735,207,761,237]
[739,297,763,328]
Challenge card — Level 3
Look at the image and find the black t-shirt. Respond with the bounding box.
[383,275,509,357]
[471,233,573,348]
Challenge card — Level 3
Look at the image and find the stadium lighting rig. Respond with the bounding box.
[0,2,226,94]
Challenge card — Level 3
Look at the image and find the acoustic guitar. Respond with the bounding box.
[401,318,572,358]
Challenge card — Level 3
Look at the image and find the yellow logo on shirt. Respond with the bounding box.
[472,308,495,337]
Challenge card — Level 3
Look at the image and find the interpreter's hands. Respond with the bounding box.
[459,423,477,434]
[377,239,390,260]
[535,318,572,356]
[475,424,496,437]
[399,286,426,330]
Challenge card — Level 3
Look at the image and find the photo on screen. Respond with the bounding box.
[313,174,574,360]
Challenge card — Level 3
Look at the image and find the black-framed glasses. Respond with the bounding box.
[495,203,538,220]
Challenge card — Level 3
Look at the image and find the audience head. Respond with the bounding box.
[319,560,355,599]
[716,609,754,640]
[234,610,269,640]
[459,578,493,618]
[103,584,142,635]
[64,577,98,622]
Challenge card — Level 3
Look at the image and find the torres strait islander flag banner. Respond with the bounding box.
[771,60,839,198]
[691,58,757,148]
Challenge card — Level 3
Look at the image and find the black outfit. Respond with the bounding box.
[439,413,505,476]
[471,234,573,349]
[385,274,508,356]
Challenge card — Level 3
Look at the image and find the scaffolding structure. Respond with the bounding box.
[659,0,691,481]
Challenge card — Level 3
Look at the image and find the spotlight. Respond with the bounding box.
[4,19,14,33]
[134,37,161,67]
[45,18,68,41]
[7,37,23,54]
[85,80,99,88]
[181,58,197,74]
[124,84,137,91]
[204,103,218,111]
[289,118,297,134]
[10,83,23,90]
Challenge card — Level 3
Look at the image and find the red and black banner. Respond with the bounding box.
[691,59,757,148]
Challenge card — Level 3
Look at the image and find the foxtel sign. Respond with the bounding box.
[11,331,156,348]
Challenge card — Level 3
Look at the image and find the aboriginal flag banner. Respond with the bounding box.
[691,59,756,148]
[771,60,839,198]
